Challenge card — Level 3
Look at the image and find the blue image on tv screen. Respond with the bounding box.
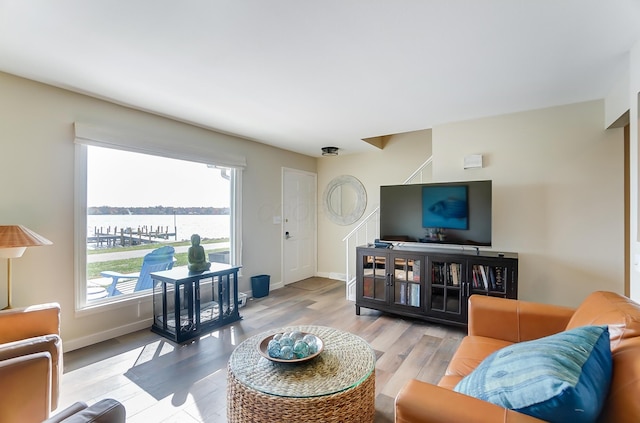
[422,185,468,230]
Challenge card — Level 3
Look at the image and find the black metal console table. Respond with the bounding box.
[150,263,242,343]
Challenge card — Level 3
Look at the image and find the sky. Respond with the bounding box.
[87,146,230,208]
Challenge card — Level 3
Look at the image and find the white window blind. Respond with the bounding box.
[74,122,246,169]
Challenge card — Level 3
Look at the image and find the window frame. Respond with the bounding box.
[73,124,244,314]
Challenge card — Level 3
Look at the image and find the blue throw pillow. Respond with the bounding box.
[453,325,612,423]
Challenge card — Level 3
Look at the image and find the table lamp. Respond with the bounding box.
[0,225,52,309]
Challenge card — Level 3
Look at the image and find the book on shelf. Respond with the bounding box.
[433,262,446,285]
[410,283,420,307]
[471,265,478,288]
[489,267,497,290]
[451,263,459,286]
[478,265,488,289]
[495,267,504,289]
[413,260,421,282]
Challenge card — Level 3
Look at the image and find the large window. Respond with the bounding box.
[74,139,242,310]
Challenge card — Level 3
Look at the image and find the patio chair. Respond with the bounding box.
[101,246,175,296]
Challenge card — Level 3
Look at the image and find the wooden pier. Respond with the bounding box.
[88,226,177,248]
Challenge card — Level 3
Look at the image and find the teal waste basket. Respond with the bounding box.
[251,275,270,298]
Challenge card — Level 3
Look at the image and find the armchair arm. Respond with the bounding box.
[0,351,52,423]
[44,399,126,423]
[0,302,60,343]
[395,379,546,423]
[0,335,63,410]
[468,295,575,342]
[45,402,89,422]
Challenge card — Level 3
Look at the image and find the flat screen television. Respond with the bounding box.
[379,180,492,247]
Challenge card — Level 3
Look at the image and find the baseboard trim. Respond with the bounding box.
[316,272,346,281]
[64,319,153,352]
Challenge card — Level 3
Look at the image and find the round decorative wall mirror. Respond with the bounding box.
[323,175,367,225]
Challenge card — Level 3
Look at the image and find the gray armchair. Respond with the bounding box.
[44,399,126,423]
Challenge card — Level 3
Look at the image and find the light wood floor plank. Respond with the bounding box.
[58,277,465,422]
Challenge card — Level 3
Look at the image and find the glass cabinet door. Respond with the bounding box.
[356,245,517,326]
[428,259,464,319]
[359,252,388,302]
[392,255,422,309]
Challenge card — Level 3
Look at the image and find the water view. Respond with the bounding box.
[87,214,229,244]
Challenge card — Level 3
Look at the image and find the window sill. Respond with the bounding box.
[75,291,152,318]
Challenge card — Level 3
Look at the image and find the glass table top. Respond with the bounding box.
[228,325,376,398]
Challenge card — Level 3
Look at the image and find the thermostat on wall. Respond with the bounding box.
[464,154,483,169]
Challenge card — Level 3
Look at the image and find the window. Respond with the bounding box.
[74,124,244,311]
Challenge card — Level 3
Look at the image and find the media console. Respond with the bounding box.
[355,245,518,327]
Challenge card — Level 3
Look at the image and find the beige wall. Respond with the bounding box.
[0,72,315,350]
[0,68,627,349]
[317,100,625,308]
[432,100,624,306]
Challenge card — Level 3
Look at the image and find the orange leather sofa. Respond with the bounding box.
[0,303,62,423]
[395,291,640,423]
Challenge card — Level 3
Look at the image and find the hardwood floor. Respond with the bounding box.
[58,278,465,422]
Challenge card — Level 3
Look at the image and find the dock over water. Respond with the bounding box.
[88,226,177,248]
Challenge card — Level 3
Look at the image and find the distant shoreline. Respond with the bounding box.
[88,206,230,215]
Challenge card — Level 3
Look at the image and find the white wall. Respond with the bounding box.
[627,40,640,301]
[605,65,630,128]
[0,72,315,350]
[317,100,624,308]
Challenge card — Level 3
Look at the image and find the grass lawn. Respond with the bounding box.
[87,238,228,279]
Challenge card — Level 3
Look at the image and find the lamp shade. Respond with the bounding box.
[0,226,52,258]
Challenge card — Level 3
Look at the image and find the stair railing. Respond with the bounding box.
[342,156,433,300]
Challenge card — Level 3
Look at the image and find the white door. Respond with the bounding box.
[283,168,317,285]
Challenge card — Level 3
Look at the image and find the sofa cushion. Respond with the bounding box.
[566,291,640,423]
[444,336,513,379]
[567,291,640,351]
[453,325,612,423]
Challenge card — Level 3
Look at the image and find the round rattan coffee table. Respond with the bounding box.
[227,325,376,423]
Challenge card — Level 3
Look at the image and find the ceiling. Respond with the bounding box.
[1,1,639,157]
